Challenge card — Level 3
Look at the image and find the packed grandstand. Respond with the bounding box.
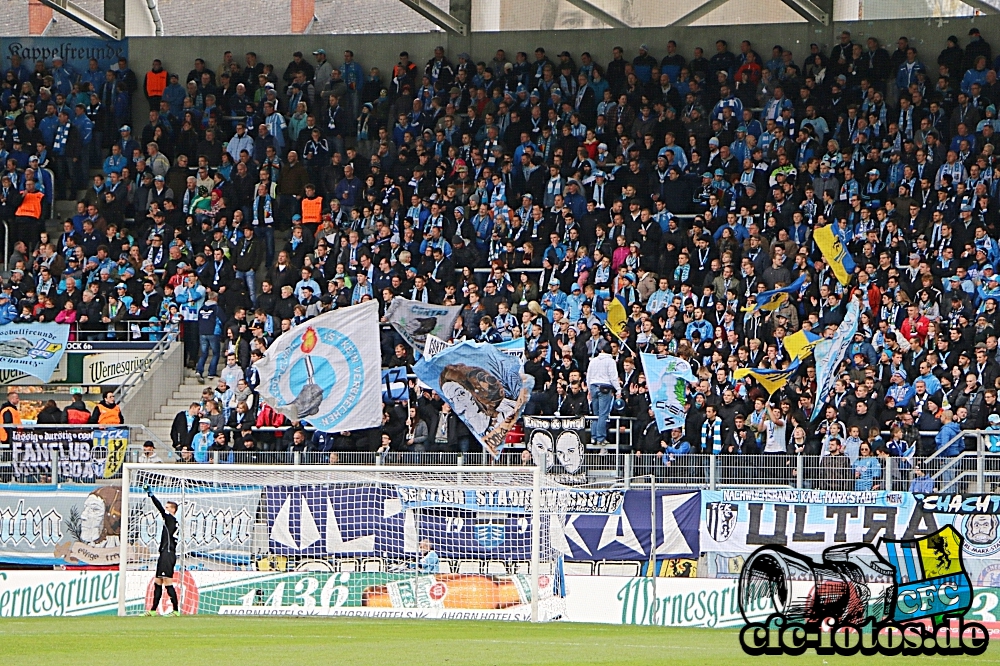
[4,28,1000,491]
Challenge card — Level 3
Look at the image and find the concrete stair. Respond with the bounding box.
[146,373,214,460]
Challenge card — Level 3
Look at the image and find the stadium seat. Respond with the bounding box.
[456,560,482,574]
[362,558,384,572]
[563,561,595,575]
[437,560,453,574]
[596,561,641,577]
[484,561,508,575]
[336,559,359,572]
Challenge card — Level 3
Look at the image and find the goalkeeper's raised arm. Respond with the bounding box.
[143,484,182,616]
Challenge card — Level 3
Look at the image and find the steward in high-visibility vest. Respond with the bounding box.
[90,392,124,425]
[300,187,323,227]
[0,392,22,443]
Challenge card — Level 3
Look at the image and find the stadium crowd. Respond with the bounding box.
[6,29,1000,484]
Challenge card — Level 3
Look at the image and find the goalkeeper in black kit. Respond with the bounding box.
[144,485,181,616]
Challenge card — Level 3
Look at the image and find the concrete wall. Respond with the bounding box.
[128,14,1000,85]
[125,14,1000,127]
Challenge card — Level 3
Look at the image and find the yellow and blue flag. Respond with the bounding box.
[814,224,857,285]
[606,295,628,341]
[742,274,806,316]
[733,359,801,395]
[783,329,822,361]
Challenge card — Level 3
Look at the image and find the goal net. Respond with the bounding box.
[118,464,576,621]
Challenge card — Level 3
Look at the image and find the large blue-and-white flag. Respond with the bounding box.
[414,340,533,457]
[255,300,382,431]
[0,322,69,382]
[810,294,861,420]
[641,354,698,432]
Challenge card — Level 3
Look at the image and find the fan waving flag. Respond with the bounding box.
[254,300,382,431]
[810,293,861,420]
[606,295,628,340]
[783,329,821,361]
[741,274,806,316]
[734,360,801,395]
[814,224,857,285]
[414,339,533,458]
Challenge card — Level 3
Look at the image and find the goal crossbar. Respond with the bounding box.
[118,463,550,621]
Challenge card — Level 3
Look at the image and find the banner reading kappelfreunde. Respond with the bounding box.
[1,37,128,82]
[254,301,382,431]
[0,322,69,382]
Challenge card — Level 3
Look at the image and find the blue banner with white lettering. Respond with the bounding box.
[264,485,691,562]
[555,490,700,561]
[265,485,537,559]
[0,322,70,382]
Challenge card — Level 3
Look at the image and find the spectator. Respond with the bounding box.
[64,388,91,424]
[171,402,201,450]
[138,440,163,464]
[90,391,123,424]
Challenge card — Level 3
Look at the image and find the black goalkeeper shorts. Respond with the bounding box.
[155,553,177,579]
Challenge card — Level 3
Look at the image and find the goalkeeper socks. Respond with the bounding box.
[166,585,180,613]
[151,584,163,612]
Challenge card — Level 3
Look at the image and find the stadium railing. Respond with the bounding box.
[7,422,993,493]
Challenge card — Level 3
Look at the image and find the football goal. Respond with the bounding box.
[117,463,577,621]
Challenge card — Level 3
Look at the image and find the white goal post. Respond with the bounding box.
[117,463,580,621]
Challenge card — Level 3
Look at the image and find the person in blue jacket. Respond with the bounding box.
[195,290,224,381]
[935,409,964,487]
[0,293,16,324]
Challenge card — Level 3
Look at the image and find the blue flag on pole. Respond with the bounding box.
[641,354,698,432]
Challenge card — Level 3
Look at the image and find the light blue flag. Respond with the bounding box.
[414,339,534,458]
[742,273,806,316]
[493,337,525,362]
[641,354,698,432]
[0,322,70,382]
[811,294,862,420]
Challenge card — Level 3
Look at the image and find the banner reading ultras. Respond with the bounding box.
[396,486,625,515]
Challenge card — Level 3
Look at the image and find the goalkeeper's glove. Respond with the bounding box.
[143,484,151,496]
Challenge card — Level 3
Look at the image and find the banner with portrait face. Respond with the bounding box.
[523,415,589,483]
[413,340,533,458]
[384,298,462,352]
[0,487,122,566]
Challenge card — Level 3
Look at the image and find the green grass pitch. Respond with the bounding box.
[1,617,998,665]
